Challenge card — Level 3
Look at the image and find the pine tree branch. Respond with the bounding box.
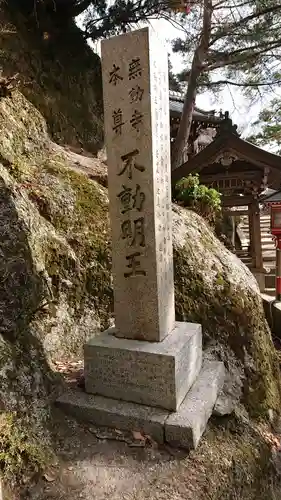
[205,41,281,71]
[71,0,93,17]
[219,4,281,32]
[202,79,281,88]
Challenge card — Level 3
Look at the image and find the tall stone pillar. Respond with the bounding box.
[84,26,202,411]
[101,27,174,342]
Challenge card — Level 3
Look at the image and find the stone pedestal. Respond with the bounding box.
[57,359,225,449]
[84,322,202,411]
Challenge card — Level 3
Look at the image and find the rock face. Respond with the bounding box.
[173,204,281,416]
[0,91,111,485]
[0,90,280,485]
[0,3,103,153]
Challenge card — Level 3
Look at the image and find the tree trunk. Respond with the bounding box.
[171,0,213,171]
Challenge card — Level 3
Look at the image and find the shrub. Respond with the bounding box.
[174,174,221,224]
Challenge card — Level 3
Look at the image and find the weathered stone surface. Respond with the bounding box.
[173,205,281,417]
[0,91,111,486]
[84,322,202,410]
[101,27,174,342]
[1,4,103,153]
[56,389,169,443]
[165,361,225,450]
[205,347,243,417]
[57,360,224,450]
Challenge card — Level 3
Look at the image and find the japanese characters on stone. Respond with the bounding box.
[117,149,147,278]
[110,58,144,136]
[108,58,147,278]
[102,27,175,340]
[152,58,173,296]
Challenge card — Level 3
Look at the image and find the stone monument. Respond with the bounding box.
[57,27,225,449]
[101,26,174,342]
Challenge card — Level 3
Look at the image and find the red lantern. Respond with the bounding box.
[269,203,281,300]
[271,203,281,237]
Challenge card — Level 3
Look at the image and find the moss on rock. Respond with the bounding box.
[0,91,111,487]
[0,412,52,487]
[173,205,281,417]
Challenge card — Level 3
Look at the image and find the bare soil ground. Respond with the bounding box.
[26,361,281,500]
[50,143,108,186]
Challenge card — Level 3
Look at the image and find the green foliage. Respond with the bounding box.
[248,97,281,154]
[174,174,221,224]
[82,0,170,40]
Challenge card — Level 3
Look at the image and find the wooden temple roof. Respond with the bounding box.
[169,91,223,124]
[170,114,281,207]
[262,189,281,205]
[172,121,281,192]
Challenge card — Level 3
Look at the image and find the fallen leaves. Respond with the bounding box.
[88,425,157,448]
[52,359,84,385]
[43,469,57,483]
[132,430,145,441]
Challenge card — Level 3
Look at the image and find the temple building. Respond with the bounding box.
[169,91,281,292]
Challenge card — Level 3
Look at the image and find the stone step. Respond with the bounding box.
[240,258,251,264]
[56,360,225,450]
[262,244,276,250]
[56,389,168,443]
[164,361,225,450]
[263,255,276,262]
[240,231,271,237]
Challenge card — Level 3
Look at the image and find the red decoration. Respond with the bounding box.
[266,200,281,300]
[270,203,281,237]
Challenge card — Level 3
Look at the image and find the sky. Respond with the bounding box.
[147,18,264,138]
[76,13,272,140]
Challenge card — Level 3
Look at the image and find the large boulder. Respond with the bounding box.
[0,92,110,486]
[173,204,281,417]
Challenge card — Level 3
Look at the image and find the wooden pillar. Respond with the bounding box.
[249,200,265,291]
[252,200,263,270]
[248,208,255,265]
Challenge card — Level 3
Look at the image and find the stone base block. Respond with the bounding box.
[56,390,169,443]
[84,322,202,411]
[165,361,225,450]
[56,360,225,450]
